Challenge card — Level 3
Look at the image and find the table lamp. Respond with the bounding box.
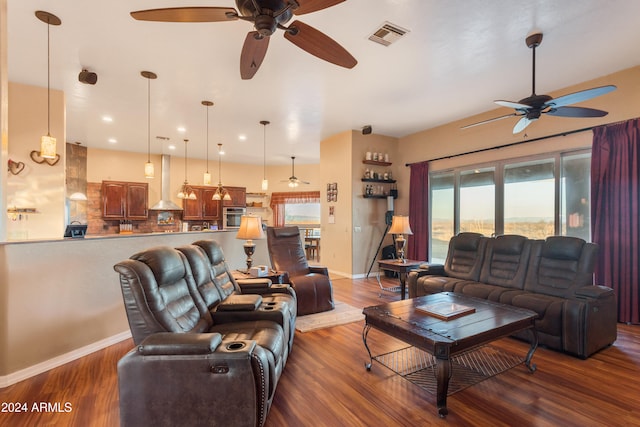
[387,215,413,263]
[236,215,264,271]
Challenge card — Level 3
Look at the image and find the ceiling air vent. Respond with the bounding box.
[368,22,410,46]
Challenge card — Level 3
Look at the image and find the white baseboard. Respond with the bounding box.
[0,330,132,389]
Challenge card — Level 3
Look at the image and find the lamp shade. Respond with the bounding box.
[388,215,413,235]
[236,215,264,240]
[40,135,57,159]
[69,192,88,201]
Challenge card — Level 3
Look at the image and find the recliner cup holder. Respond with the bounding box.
[267,302,276,305]
[263,306,275,310]
[226,342,246,351]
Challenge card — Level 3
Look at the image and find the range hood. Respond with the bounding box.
[150,155,183,211]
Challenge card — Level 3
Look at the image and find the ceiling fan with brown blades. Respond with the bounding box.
[281,156,310,187]
[462,32,616,134]
[131,0,357,80]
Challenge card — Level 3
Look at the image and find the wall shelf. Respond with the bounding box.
[363,160,392,167]
[361,178,396,183]
[363,194,397,199]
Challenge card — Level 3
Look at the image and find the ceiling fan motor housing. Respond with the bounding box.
[237,0,293,36]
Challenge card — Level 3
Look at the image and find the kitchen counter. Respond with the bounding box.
[0,230,269,387]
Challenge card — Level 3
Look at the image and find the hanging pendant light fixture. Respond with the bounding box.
[177,139,197,200]
[213,143,231,201]
[141,71,157,178]
[36,11,61,159]
[202,101,214,185]
[260,120,270,191]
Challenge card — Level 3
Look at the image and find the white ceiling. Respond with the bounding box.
[7,0,640,165]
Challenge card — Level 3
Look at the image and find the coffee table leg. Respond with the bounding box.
[435,356,451,417]
[362,324,373,370]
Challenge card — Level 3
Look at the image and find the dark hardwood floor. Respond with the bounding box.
[1,276,638,426]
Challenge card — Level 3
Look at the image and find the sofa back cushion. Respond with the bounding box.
[444,232,487,281]
[479,235,531,289]
[177,244,226,309]
[193,240,240,299]
[114,246,212,344]
[524,236,598,297]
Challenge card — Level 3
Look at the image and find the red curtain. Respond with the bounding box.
[407,161,429,261]
[591,118,640,324]
[270,191,320,227]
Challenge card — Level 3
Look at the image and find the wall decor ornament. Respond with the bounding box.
[8,159,26,175]
[327,182,338,202]
[29,150,60,166]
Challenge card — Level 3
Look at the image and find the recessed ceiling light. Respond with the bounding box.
[108,138,117,144]
[177,127,186,133]
[102,116,113,122]
[238,134,247,141]
[168,144,176,150]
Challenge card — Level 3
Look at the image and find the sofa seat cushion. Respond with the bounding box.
[460,282,517,302]
[511,293,564,337]
[415,275,477,295]
[212,320,284,367]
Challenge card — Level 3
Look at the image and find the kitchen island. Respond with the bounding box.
[0,230,268,387]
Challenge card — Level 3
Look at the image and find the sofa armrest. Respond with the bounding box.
[574,285,614,300]
[309,266,329,276]
[137,332,223,355]
[237,278,273,292]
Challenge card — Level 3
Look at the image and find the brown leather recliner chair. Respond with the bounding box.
[266,226,334,315]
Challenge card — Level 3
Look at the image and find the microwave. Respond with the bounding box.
[223,207,246,229]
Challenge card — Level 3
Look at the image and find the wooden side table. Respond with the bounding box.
[232,269,287,284]
[377,259,424,300]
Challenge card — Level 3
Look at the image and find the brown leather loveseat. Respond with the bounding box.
[114,240,297,427]
[408,233,617,359]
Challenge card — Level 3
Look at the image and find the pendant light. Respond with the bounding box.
[213,143,231,201]
[141,71,157,178]
[202,101,214,185]
[177,139,197,200]
[260,120,270,191]
[36,11,61,159]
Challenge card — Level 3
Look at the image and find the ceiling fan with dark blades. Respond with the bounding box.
[281,156,310,187]
[462,32,616,134]
[131,0,357,80]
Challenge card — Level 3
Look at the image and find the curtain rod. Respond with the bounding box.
[404,119,633,166]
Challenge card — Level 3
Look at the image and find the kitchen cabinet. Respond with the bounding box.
[182,186,222,221]
[102,181,148,220]
[223,186,246,207]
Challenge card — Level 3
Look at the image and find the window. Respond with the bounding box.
[504,160,555,238]
[284,203,320,227]
[430,173,454,263]
[429,150,591,261]
[459,167,495,237]
[561,152,591,241]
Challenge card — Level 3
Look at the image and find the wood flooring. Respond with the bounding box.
[1,276,638,426]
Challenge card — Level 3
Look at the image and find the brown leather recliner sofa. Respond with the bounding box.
[114,241,297,427]
[408,233,617,359]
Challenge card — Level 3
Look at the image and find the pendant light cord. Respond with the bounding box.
[47,21,51,136]
[147,78,151,162]
[206,106,209,173]
[263,124,266,179]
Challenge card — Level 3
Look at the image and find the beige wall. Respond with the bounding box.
[320,131,353,276]
[6,82,66,240]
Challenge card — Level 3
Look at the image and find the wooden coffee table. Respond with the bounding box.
[362,292,538,417]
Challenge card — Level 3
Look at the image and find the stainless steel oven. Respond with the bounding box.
[223,207,246,229]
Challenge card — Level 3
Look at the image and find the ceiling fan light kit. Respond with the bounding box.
[284,156,310,187]
[463,32,616,134]
[131,0,357,80]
